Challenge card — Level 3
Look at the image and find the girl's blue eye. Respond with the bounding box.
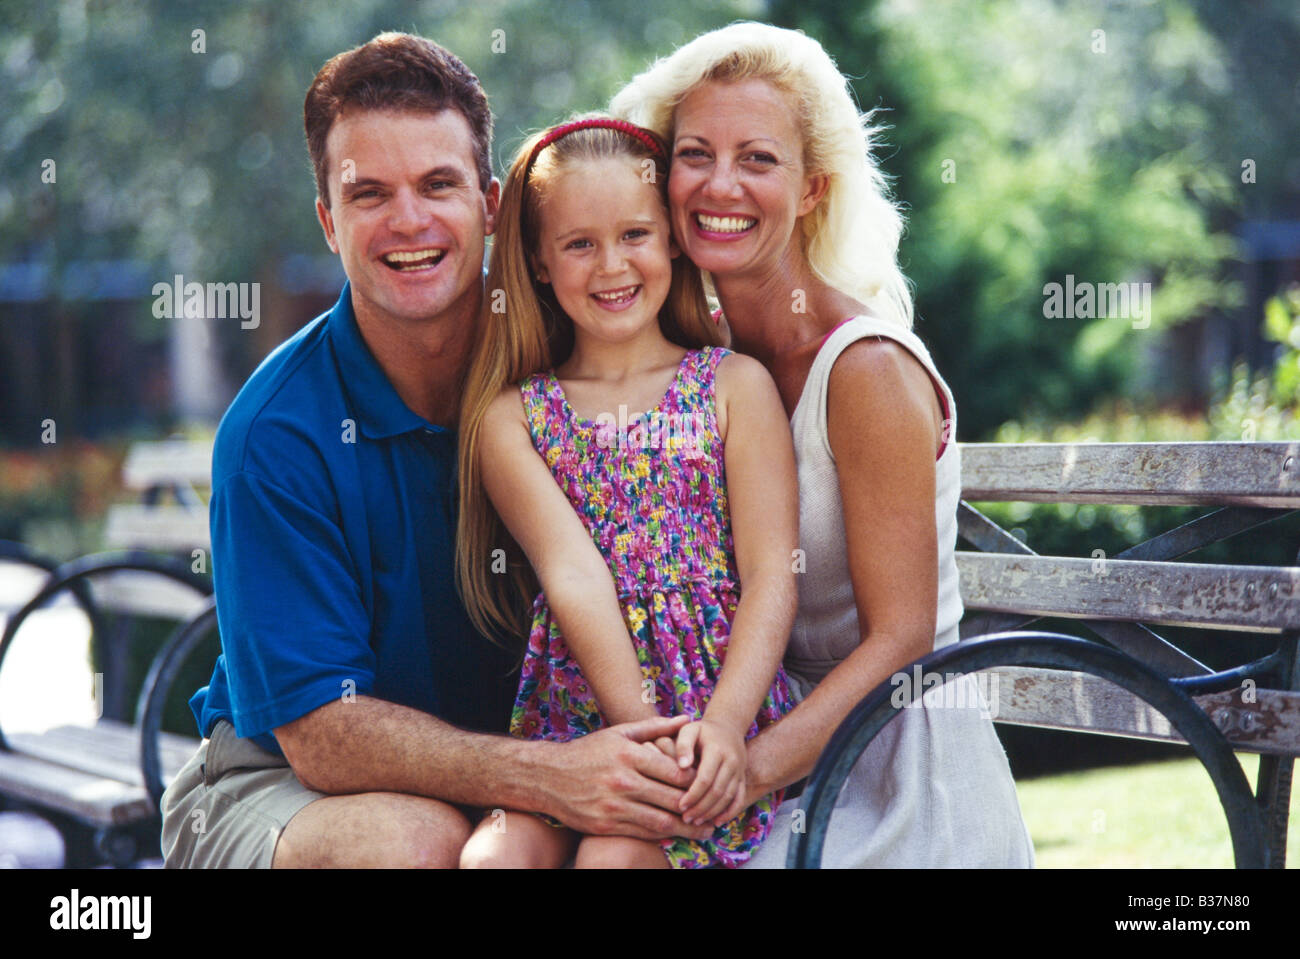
[565,238,591,250]
[624,228,649,240]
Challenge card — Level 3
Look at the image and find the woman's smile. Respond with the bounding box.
[690,210,759,241]
[668,79,816,280]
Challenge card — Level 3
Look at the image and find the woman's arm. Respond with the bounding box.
[678,353,800,822]
[742,339,945,804]
[478,387,657,726]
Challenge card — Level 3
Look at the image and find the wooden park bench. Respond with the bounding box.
[104,438,213,555]
[8,437,1296,867]
[789,441,1300,869]
[0,438,217,866]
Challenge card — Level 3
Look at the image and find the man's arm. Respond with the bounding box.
[275,698,712,840]
[215,421,707,841]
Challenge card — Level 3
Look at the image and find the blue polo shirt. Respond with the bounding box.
[190,283,518,754]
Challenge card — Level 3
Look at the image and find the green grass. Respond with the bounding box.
[1017,753,1299,868]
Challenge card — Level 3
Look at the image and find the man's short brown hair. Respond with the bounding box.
[304,32,493,207]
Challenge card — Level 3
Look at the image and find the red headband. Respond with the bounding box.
[524,117,665,178]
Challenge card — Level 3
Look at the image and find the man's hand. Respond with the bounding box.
[539,714,713,842]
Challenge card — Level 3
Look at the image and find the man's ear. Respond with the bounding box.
[797,172,831,218]
[315,196,339,254]
[483,177,502,237]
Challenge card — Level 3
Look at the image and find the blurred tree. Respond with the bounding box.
[0,0,750,415]
[768,0,1278,437]
[2,1,1296,438]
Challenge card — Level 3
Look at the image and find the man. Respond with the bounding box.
[160,32,708,868]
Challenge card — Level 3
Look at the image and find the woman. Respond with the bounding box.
[612,22,1035,867]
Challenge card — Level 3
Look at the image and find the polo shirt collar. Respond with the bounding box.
[328,282,443,439]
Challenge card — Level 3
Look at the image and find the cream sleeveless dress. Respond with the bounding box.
[742,315,1035,868]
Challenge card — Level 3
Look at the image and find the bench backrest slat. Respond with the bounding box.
[956,553,1300,633]
[961,442,1300,508]
[121,440,213,491]
[988,667,1300,755]
[103,504,211,551]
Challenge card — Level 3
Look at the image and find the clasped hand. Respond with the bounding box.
[651,716,748,829]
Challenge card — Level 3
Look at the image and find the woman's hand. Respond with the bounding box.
[735,337,946,798]
[675,717,749,827]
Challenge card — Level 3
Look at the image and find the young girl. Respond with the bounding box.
[455,115,799,869]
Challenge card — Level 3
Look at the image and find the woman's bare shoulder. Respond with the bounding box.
[826,337,941,453]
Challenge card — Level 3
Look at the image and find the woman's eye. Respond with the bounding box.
[564,238,591,250]
[675,147,708,160]
[745,152,777,165]
[623,228,649,240]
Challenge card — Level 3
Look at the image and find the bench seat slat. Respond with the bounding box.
[85,569,210,619]
[961,441,1300,508]
[986,666,1300,755]
[0,750,154,826]
[7,721,197,787]
[957,553,1300,632]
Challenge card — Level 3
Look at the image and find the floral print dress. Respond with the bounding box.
[510,346,796,868]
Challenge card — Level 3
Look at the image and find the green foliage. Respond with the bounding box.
[971,290,1299,621]
[0,0,752,382]
[1261,286,1300,408]
[769,0,1299,437]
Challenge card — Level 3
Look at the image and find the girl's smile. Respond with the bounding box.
[589,284,642,310]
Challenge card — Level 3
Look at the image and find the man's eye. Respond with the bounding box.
[427,180,454,191]
[351,189,380,200]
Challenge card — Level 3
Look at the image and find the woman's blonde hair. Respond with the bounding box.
[610,21,914,329]
[456,115,725,643]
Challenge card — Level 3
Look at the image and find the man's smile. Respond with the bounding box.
[380,248,448,272]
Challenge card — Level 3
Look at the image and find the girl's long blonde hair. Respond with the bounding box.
[456,115,725,643]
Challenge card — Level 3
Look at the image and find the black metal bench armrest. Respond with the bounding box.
[0,550,212,752]
[136,597,218,811]
[786,631,1268,869]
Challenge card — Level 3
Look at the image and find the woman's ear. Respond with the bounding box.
[530,253,550,284]
[797,172,831,218]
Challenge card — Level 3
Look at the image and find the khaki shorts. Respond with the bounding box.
[160,719,325,868]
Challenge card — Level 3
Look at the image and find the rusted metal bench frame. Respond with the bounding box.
[790,441,1300,869]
